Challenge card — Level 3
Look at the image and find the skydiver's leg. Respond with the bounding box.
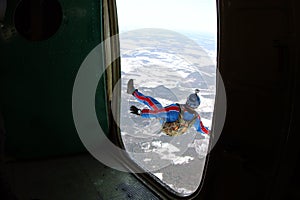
[127,79,163,110]
[132,90,163,110]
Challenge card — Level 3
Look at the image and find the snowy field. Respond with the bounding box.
[118,29,216,195]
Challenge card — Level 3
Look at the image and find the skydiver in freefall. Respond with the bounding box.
[127,79,210,136]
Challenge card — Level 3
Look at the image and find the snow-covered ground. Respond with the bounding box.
[119,29,216,195]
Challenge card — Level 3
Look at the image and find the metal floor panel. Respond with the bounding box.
[2,153,159,200]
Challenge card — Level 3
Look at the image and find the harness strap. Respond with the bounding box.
[162,104,198,136]
[179,104,198,127]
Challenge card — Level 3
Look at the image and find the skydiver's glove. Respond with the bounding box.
[207,130,210,135]
[130,106,141,115]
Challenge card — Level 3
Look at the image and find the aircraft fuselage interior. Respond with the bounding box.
[0,0,300,199]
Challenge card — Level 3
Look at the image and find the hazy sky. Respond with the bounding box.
[116,0,217,33]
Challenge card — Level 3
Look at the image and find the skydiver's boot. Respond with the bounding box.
[127,79,136,94]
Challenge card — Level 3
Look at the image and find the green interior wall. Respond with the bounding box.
[0,0,108,159]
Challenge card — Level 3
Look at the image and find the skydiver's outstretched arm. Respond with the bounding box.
[194,115,210,135]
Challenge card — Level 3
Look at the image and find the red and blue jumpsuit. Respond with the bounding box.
[133,90,209,135]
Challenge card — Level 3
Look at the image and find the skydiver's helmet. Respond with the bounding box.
[186,89,201,109]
